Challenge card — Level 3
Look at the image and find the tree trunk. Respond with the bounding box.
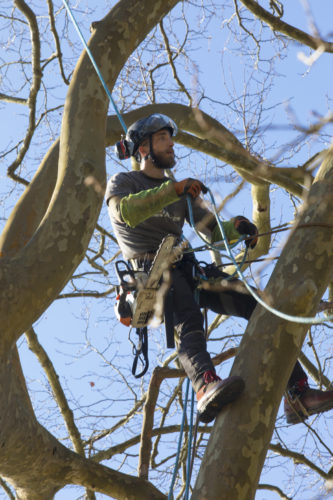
[193,146,333,499]
[0,0,180,497]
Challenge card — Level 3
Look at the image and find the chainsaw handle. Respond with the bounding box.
[115,260,136,290]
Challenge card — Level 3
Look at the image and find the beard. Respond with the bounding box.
[153,151,176,170]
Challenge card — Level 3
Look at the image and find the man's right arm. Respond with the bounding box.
[107,176,206,228]
[108,180,179,228]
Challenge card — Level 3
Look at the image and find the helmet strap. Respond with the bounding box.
[144,134,157,163]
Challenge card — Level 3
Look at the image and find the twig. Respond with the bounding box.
[0,477,15,499]
[0,93,28,105]
[57,286,115,299]
[46,0,70,85]
[93,423,211,463]
[159,19,192,105]
[269,442,331,480]
[8,1,42,185]
[257,483,291,500]
[239,0,333,52]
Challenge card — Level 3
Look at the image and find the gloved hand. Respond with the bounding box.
[233,216,258,248]
[174,178,208,198]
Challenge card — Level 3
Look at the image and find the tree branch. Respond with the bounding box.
[269,443,331,480]
[46,0,70,85]
[8,0,43,185]
[0,477,15,500]
[193,146,333,499]
[0,0,183,347]
[25,327,85,455]
[94,423,211,463]
[239,0,333,53]
[0,92,28,105]
[257,483,291,500]
[159,19,192,104]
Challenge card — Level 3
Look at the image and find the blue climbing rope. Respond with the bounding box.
[62,0,128,134]
[186,195,245,253]
[185,387,195,500]
[168,378,192,500]
[186,194,248,282]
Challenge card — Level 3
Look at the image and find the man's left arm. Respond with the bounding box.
[190,199,258,248]
[211,216,258,248]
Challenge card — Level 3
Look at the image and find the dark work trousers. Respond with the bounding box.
[171,256,307,393]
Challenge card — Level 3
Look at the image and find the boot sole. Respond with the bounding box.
[198,378,245,424]
[286,399,333,425]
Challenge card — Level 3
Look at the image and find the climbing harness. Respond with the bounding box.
[129,326,149,379]
[115,235,179,327]
[114,235,181,377]
[113,260,147,377]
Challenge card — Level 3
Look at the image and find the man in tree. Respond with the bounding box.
[106,113,333,424]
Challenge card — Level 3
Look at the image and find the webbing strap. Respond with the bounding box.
[164,287,175,349]
[131,327,149,378]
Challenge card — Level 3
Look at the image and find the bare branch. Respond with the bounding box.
[46,0,70,85]
[8,0,43,184]
[269,443,331,480]
[57,286,115,300]
[159,19,192,105]
[93,423,211,463]
[239,0,333,52]
[0,477,15,500]
[0,92,28,105]
[257,483,291,500]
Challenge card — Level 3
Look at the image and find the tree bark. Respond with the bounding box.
[192,146,333,499]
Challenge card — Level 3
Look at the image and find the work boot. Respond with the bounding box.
[197,370,245,424]
[284,378,333,424]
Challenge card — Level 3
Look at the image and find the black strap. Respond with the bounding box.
[164,287,175,349]
[131,327,149,378]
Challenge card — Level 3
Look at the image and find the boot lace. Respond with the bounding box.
[203,370,221,385]
[288,377,309,398]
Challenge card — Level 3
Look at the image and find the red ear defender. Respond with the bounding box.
[115,139,131,160]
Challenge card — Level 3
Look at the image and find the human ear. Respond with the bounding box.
[138,142,149,158]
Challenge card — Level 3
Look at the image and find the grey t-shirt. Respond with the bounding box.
[105,170,211,259]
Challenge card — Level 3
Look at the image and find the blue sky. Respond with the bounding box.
[1,1,333,499]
